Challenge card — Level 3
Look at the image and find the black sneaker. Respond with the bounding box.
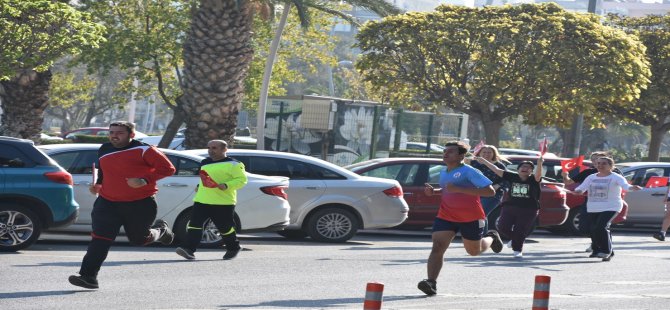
[68,275,99,289]
[152,219,174,245]
[653,232,666,241]
[223,247,240,260]
[176,247,195,260]
[486,230,503,253]
[417,279,437,296]
[589,252,599,258]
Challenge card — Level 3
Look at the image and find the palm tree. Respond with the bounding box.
[180,0,400,149]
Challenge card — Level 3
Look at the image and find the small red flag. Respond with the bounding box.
[539,137,549,155]
[199,170,218,188]
[561,155,584,172]
[472,140,486,154]
[645,176,669,188]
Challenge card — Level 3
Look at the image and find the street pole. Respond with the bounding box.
[256,4,291,150]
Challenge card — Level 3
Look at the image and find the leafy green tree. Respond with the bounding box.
[77,0,190,147]
[181,0,400,148]
[606,14,670,161]
[0,0,104,139]
[46,64,131,133]
[356,3,650,147]
[47,71,96,133]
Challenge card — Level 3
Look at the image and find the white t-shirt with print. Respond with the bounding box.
[575,173,631,213]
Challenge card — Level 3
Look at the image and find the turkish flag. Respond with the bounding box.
[561,155,584,172]
[199,170,219,188]
[472,140,486,154]
[539,137,549,155]
[645,176,669,188]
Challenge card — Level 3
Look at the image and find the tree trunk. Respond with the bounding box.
[0,70,53,140]
[480,117,502,147]
[558,127,573,157]
[159,105,185,148]
[648,122,670,161]
[181,0,253,149]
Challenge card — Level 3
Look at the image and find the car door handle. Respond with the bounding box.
[74,181,92,186]
[305,186,321,190]
[652,193,666,196]
[404,192,413,196]
[163,183,189,187]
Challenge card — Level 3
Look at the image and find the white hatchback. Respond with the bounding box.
[38,144,291,247]
[184,149,409,242]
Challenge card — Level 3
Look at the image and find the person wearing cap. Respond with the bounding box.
[474,155,544,258]
[175,139,248,260]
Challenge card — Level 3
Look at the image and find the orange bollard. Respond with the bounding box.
[532,275,551,310]
[363,282,384,310]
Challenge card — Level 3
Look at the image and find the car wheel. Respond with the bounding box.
[276,229,308,239]
[306,207,359,243]
[174,209,242,248]
[560,207,584,236]
[0,204,42,252]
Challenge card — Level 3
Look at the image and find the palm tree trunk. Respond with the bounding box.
[181,0,253,149]
[256,3,291,150]
[0,70,52,140]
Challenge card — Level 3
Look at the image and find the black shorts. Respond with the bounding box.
[432,217,485,241]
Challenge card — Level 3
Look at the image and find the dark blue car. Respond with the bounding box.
[0,136,78,252]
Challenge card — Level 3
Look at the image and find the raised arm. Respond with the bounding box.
[473,156,504,177]
[534,156,544,182]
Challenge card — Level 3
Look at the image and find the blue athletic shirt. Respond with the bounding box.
[437,164,493,222]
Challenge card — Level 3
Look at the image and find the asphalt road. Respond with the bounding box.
[1,229,669,309]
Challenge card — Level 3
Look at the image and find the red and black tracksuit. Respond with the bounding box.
[79,140,175,278]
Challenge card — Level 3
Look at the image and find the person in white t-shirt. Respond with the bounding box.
[571,157,642,261]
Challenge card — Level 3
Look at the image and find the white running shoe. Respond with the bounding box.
[513,251,523,258]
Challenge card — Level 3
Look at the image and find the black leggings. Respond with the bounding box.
[182,202,239,252]
[79,196,158,277]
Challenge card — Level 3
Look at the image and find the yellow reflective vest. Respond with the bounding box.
[193,157,248,205]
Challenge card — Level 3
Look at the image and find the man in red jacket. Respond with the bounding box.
[69,121,176,289]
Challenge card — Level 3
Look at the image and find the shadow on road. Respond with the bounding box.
[0,290,94,299]
[219,294,427,308]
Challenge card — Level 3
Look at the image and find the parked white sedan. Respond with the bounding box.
[38,144,291,247]
[184,149,409,242]
[618,162,670,226]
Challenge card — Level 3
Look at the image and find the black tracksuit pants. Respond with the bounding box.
[79,196,158,277]
[182,202,239,252]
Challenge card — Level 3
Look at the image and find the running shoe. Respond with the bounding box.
[68,275,99,289]
[653,232,666,241]
[176,247,195,260]
[486,230,503,253]
[152,219,174,245]
[417,279,437,296]
[223,247,240,260]
[513,251,523,258]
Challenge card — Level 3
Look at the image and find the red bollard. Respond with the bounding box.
[363,282,384,310]
[532,275,551,310]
